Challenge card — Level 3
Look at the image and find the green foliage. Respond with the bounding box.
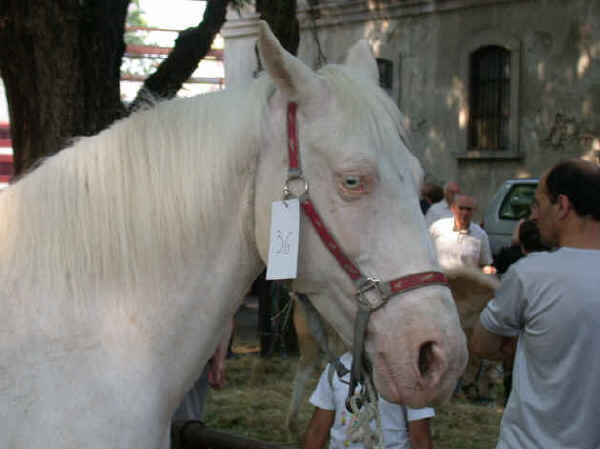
[125,0,148,45]
[122,0,159,78]
[124,0,150,46]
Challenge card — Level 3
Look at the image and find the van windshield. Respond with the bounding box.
[499,184,537,220]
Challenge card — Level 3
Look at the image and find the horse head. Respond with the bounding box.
[253,22,467,407]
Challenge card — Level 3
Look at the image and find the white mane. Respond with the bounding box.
[0,81,271,304]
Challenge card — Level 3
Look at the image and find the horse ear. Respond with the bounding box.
[344,40,379,85]
[257,20,320,102]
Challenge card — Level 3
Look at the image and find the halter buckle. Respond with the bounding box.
[356,277,387,310]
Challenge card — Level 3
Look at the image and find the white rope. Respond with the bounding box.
[345,372,385,449]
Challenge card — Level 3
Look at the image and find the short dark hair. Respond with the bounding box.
[544,159,600,220]
[426,184,444,204]
[518,219,549,253]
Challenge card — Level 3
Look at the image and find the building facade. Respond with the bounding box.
[222,0,599,214]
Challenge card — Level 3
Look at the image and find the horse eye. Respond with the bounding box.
[343,176,361,190]
[337,173,373,199]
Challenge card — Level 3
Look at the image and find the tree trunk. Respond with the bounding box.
[254,0,299,356]
[256,0,299,55]
[0,1,128,175]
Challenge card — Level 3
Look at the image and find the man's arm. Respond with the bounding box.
[471,320,515,361]
[207,318,234,389]
[479,231,496,274]
[302,407,334,449]
[408,418,434,449]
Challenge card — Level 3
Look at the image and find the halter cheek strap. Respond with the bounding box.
[284,102,449,409]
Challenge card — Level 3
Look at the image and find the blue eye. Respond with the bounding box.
[344,176,361,189]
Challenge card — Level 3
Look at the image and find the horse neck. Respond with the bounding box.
[97,97,267,391]
[109,94,267,402]
[0,89,266,386]
[151,172,263,406]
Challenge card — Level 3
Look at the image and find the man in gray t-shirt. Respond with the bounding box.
[472,159,600,449]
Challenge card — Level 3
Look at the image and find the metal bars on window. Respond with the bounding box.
[376,58,393,91]
[469,46,511,151]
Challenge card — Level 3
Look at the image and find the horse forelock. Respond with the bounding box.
[315,65,419,187]
[0,83,270,305]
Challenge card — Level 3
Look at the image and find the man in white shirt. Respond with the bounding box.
[472,159,600,449]
[424,181,460,227]
[429,194,495,273]
[429,194,497,401]
[302,352,435,449]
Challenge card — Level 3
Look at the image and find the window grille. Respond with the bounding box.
[376,58,393,91]
[469,46,510,151]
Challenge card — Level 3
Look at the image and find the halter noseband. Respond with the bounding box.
[284,102,449,409]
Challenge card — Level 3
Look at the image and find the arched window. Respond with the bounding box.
[458,30,521,160]
[469,46,511,151]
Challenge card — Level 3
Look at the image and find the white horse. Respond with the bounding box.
[0,22,467,449]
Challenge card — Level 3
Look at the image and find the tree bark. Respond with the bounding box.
[256,0,299,55]
[0,1,128,175]
[128,0,231,111]
[254,0,299,356]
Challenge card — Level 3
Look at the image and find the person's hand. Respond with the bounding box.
[500,337,517,359]
[482,265,497,275]
[207,357,226,389]
[207,317,234,389]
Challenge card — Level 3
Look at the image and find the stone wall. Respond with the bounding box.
[223,0,600,215]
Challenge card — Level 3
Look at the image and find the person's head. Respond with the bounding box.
[518,219,549,254]
[531,159,600,246]
[428,184,444,204]
[444,181,461,205]
[451,194,476,231]
[420,183,433,203]
[421,183,444,204]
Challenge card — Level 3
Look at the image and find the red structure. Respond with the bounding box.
[0,122,13,184]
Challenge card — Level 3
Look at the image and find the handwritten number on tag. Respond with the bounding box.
[266,199,300,280]
[275,231,293,255]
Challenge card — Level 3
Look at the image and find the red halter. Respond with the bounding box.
[285,102,448,310]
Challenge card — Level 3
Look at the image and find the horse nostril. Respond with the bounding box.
[418,341,435,377]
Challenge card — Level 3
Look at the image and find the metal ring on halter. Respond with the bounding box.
[356,277,387,311]
[283,174,309,200]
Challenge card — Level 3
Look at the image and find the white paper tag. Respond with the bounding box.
[266,199,300,280]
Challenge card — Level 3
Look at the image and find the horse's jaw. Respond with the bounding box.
[310,284,467,408]
[365,285,468,407]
